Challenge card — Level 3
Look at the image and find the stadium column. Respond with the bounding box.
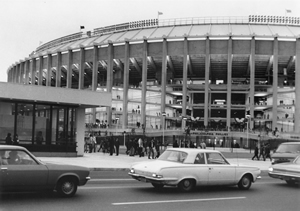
[18,63,22,84]
[25,60,30,85]
[141,40,148,127]
[295,38,300,133]
[161,39,167,130]
[92,45,98,91]
[106,43,114,127]
[38,55,43,86]
[204,37,210,128]
[249,37,255,130]
[21,62,25,84]
[123,41,130,129]
[226,37,232,131]
[79,46,85,90]
[47,53,52,86]
[31,58,36,85]
[182,37,188,130]
[56,52,62,87]
[67,49,73,89]
[272,38,278,130]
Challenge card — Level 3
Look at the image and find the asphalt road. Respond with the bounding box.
[0,171,299,211]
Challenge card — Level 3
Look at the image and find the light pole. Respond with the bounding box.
[162,112,166,150]
[123,131,126,147]
[182,116,187,147]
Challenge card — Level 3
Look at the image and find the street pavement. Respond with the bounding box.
[38,147,271,175]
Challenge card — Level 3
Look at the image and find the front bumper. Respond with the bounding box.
[79,176,91,186]
[268,172,300,182]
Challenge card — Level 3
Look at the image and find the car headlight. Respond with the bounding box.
[152,173,163,178]
[268,167,273,172]
[130,169,135,174]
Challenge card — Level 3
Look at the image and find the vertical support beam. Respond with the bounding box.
[106,43,114,127]
[47,53,52,86]
[182,37,188,129]
[272,38,279,130]
[249,37,255,130]
[25,60,30,85]
[92,45,98,91]
[38,56,43,85]
[76,108,85,156]
[295,38,300,132]
[161,39,167,129]
[141,40,148,127]
[56,52,61,87]
[67,49,73,88]
[79,47,85,90]
[123,42,130,129]
[226,37,232,130]
[204,37,210,127]
[19,63,23,84]
[31,58,36,85]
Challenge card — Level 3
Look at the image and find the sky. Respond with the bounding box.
[0,0,299,82]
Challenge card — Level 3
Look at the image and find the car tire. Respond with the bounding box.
[238,175,252,190]
[151,183,164,189]
[57,178,78,197]
[286,180,297,186]
[178,179,195,192]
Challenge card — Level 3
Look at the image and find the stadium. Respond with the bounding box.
[1,15,300,155]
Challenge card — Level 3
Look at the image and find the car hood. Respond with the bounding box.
[131,160,183,172]
[44,162,90,172]
[272,163,300,171]
[272,153,299,159]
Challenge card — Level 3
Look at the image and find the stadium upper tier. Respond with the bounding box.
[35,15,300,54]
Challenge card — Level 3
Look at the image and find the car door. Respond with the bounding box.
[4,150,49,191]
[206,152,235,185]
[193,153,209,185]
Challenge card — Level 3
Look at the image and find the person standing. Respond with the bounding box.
[109,134,114,156]
[258,144,265,161]
[5,133,13,145]
[264,143,272,161]
[138,138,143,157]
[252,144,259,160]
[155,138,160,158]
[13,134,19,145]
[114,138,120,156]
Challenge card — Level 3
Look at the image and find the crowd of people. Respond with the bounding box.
[252,143,272,161]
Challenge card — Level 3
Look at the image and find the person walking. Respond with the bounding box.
[252,144,259,160]
[264,143,272,161]
[114,138,120,156]
[109,134,114,156]
[13,134,19,145]
[148,137,155,159]
[5,133,13,145]
[155,138,160,158]
[138,138,143,157]
[258,144,265,161]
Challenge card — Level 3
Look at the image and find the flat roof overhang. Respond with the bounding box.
[0,82,111,108]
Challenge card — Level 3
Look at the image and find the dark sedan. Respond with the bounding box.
[0,145,90,197]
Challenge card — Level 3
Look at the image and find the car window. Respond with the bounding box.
[7,150,38,165]
[206,153,229,165]
[194,153,205,164]
[158,150,188,163]
[276,144,300,153]
[0,150,9,165]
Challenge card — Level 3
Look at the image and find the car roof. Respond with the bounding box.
[166,148,219,153]
[280,142,300,145]
[0,145,26,150]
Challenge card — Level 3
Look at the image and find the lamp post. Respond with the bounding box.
[123,131,126,147]
[162,112,166,150]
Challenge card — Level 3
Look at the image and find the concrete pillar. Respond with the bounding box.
[272,38,279,130]
[182,37,188,129]
[25,60,30,85]
[67,49,73,88]
[161,39,167,129]
[204,37,210,127]
[92,45,98,91]
[249,37,255,129]
[227,37,232,130]
[47,53,52,86]
[76,108,85,156]
[123,42,130,129]
[31,58,36,85]
[38,56,43,86]
[295,38,300,132]
[79,47,85,90]
[141,40,148,127]
[106,43,114,127]
[56,52,61,87]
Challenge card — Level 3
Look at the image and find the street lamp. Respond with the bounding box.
[162,112,166,150]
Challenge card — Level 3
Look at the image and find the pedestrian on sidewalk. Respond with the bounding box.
[138,137,144,157]
[252,144,259,160]
[148,137,155,159]
[114,138,120,156]
[109,133,114,156]
[258,144,265,161]
[155,138,160,158]
[264,143,272,161]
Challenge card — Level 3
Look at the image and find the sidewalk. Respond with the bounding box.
[38,147,271,174]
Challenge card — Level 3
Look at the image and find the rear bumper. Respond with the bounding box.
[128,173,177,185]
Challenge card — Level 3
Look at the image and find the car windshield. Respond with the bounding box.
[294,157,300,164]
[276,144,300,153]
[158,150,188,163]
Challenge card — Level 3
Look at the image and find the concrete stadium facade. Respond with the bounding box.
[5,16,300,151]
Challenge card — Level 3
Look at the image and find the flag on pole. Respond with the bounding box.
[80,26,85,29]
[158,11,163,15]
[286,9,292,13]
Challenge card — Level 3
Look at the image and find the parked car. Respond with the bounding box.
[269,155,300,186]
[128,148,261,192]
[0,145,90,197]
[271,142,300,165]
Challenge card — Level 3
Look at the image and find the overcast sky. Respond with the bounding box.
[0,0,299,82]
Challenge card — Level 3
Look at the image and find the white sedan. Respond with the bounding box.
[128,148,261,192]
